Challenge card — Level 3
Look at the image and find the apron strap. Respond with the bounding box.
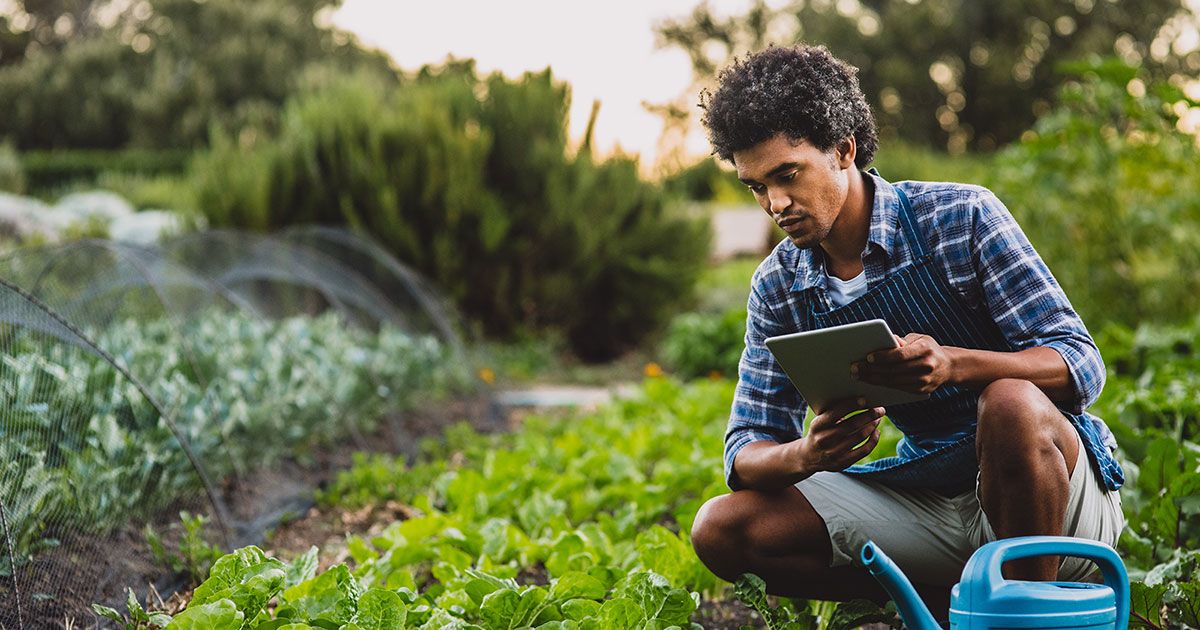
[867,167,929,258]
[893,185,929,259]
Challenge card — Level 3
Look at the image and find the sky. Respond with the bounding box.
[331,0,763,169]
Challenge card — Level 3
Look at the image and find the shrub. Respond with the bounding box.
[661,157,749,204]
[192,67,710,360]
[989,57,1200,328]
[660,307,747,379]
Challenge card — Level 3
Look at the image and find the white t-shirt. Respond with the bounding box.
[826,269,868,307]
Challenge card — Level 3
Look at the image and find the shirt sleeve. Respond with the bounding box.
[724,278,807,491]
[971,190,1105,413]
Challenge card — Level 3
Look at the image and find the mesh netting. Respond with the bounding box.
[0,228,474,627]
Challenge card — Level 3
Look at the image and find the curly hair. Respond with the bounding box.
[699,44,878,168]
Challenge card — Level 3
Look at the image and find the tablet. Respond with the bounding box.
[765,318,929,413]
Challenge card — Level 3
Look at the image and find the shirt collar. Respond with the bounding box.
[789,168,901,294]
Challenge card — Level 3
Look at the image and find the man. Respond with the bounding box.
[688,45,1124,617]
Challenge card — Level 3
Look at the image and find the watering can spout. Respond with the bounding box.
[861,541,941,630]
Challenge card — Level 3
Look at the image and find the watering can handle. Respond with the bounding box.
[962,536,1129,630]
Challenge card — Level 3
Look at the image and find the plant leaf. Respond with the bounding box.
[165,599,244,630]
[354,589,406,630]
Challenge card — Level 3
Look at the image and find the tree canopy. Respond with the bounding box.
[656,0,1200,151]
[0,0,395,149]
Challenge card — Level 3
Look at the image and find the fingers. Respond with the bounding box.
[811,406,884,445]
[812,397,871,423]
[827,413,883,453]
[815,421,883,472]
[841,426,882,465]
[865,345,916,364]
[851,359,923,391]
[799,408,887,474]
[853,357,930,377]
[867,333,931,364]
[855,372,938,394]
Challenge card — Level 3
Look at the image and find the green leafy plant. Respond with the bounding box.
[1,310,468,570]
[1088,316,1200,627]
[95,315,1200,628]
[990,58,1200,329]
[732,573,899,630]
[145,511,225,587]
[92,588,172,629]
[660,307,747,379]
[734,573,816,629]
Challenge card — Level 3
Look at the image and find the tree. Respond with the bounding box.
[0,0,395,149]
[655,0,1198,152]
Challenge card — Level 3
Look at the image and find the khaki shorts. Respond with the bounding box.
[796,431,1124,585]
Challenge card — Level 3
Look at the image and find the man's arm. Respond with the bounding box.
[724,278,806,491]
[734,402,885,490]
[853,189,1103,411]
[727,275,885,491]
[946,346,1072,401]
[854,336,1074,402]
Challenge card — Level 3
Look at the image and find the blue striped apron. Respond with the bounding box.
[806,181,1123,495]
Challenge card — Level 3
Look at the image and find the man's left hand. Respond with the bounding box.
[850,333,954,395]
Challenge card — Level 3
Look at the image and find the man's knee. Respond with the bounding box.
[978,379,1055,444]
[690,492,756,582]
[690,488,828,582]
[690,493,750,562]
[975,378,1072,473]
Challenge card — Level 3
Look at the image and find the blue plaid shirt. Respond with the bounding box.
[726,171,1117,490]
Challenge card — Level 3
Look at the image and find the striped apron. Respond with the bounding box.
[808,182,1123,495]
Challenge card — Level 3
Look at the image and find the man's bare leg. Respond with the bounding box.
[689,485,952,617]
[975,378,1080,580]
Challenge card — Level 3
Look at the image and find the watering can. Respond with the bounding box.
[861,536,1129,630]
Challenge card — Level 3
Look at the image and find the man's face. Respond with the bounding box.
[733,133,855,249]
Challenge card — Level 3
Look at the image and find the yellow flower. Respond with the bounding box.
[478,367,496,385]
[644,362,664,378]
[708,370,724,381]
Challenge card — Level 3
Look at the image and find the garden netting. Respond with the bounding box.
[0,229,477,627]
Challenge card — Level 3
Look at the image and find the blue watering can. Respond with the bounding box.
[861,536,1129,630]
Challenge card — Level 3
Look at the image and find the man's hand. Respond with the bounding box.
[791,398,885,477]
[850,332,953,395]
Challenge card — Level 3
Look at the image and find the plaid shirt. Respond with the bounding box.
[726,171,1116,489]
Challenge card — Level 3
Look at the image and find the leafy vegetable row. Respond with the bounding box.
[1,310,467,567]
[100,315,1200,628]
[102,379,905,628]
[1091,320,1200,628]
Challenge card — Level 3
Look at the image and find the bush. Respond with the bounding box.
[192,66,710,360]
[989,57,1200,328]
[660,307,747,379]
[661,157,749,204]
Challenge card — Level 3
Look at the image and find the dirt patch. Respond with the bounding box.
[695,597,764,629]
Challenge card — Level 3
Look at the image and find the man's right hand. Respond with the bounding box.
[789,398,885,478]
[730,398,886,490]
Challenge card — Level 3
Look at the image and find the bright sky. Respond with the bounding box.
[332,0,760,168]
